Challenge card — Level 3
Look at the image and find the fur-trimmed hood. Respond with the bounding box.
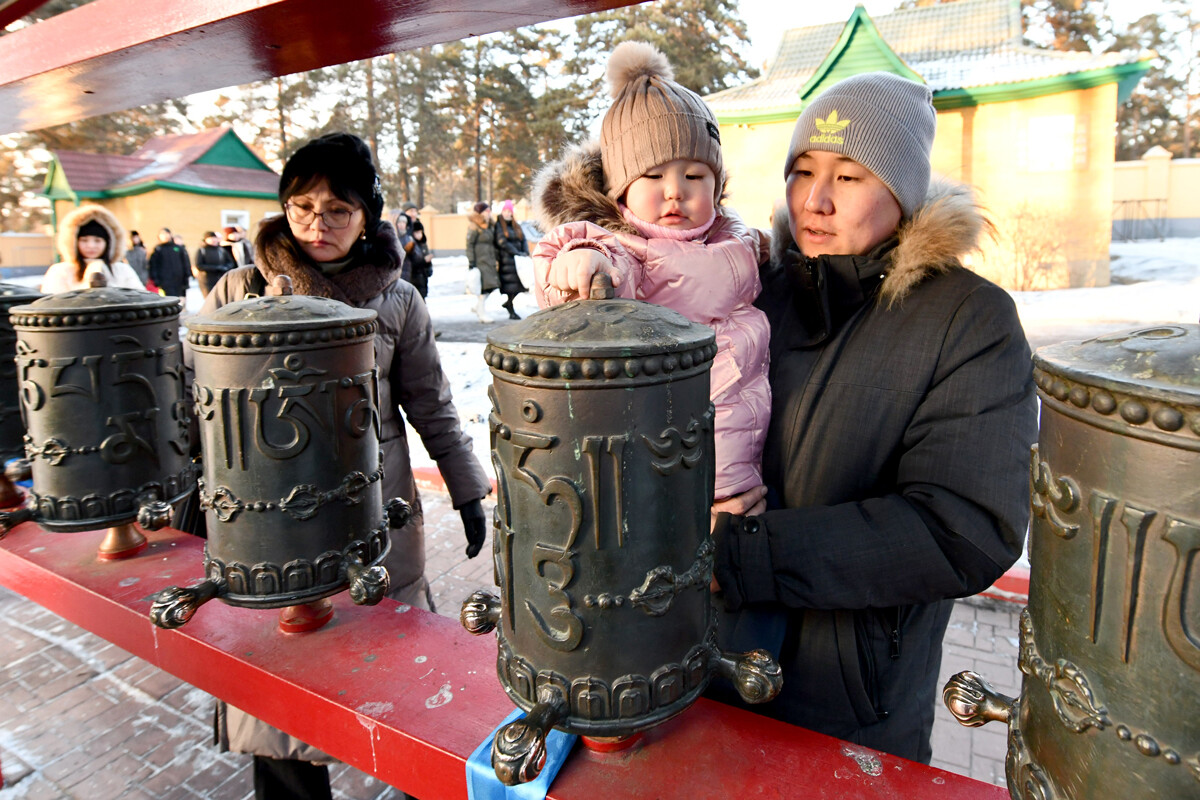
[254,214,403,305]
[57,203,126,266]
[532,139,730,238]
[770,177,990,305]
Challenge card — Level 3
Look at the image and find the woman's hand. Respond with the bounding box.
[709,486,768,592]
[548,248,621,298]
[458,499,488,559]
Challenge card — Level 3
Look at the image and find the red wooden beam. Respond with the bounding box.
[0,0,637,134]
[0,521,1006,799]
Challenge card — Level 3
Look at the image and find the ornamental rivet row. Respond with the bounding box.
[484,342,717,381]
[13,304,179,327]
[1034,368,1196,436]
[188,322,377,349]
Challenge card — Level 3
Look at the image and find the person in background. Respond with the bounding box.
[149,228,191,297]
[194,230,235,298]
[236,226,255,265]
[402,203,432,300]
[394,210,416,286]
[200,132,491,800]
[41,204,146,293]
[708,72,1037,764]
[465,201,500,323]
[126,230,149,285]
[221,226,248,268]
[492,199,528,320]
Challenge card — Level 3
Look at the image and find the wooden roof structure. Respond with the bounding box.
[706,0,1153,123]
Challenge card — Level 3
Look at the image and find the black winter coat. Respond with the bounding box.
[148,242,191,297]
[493,216,528,297]
[711,179,1037,763]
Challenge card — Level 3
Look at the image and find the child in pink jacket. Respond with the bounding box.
[531,41,771,502]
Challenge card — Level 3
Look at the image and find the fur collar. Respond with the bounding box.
[770,177,990,305]
[254,215,403,305]
[533,139,733,238]
[57,203,126,267]
[468,212,492,230]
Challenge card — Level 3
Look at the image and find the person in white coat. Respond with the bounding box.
[41,204,146,293]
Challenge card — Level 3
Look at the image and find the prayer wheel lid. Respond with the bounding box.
[11,285,181,325]
[488,274,714,357]
[187,288,376,335]
[0,282,45,304]
[1033,324,1200,400]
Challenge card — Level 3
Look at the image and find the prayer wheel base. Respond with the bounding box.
[97,524,148,561]
[278,598,334,633]
[580,733,643,754]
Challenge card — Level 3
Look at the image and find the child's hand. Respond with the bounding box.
[548,248,621,298]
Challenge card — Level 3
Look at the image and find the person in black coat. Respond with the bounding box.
[401,203,433,300]
[194,230,235,298]
[709,73,1037,764]
[492,200,528,319]
[148,228,192,297]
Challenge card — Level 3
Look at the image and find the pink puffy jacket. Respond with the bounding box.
[533,210,771,499]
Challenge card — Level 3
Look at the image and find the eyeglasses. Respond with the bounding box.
[284,202,358,229]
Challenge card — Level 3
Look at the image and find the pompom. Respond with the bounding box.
[606,41,673,99]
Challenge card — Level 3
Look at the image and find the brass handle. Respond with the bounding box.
[345,552,390,605]
[492,690,568,785]
[460,589,501,635]
[943,670,1014,727]
[137,499,173,531]
[715,648,784,704]
[588,271,614,300]
[149,580,220,629]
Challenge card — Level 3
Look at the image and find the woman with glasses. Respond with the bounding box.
[198,132,492,800]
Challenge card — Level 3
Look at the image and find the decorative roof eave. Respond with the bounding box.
[39,158,74,201]
[716,60,1154,126]
[797,6,924,105]
[930,59,1154,110]
[43,180,279,201]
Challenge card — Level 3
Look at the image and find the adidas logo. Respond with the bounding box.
[809,109,850,144]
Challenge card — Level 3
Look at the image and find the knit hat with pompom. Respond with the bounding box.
[599,41,724,202]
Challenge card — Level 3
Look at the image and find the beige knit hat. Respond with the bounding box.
[784,72,935,218]
[600,41,725,202]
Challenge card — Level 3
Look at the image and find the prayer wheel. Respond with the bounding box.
[0,282,192,553]
[461,275,781,785]
[150,278,407,630]
[943,324,1200,799]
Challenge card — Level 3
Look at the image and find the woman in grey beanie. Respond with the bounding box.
[709,72,1038,764]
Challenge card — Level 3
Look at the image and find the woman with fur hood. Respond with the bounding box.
[42,204,146,293]
[532,41,772,502]
[198,132,491,799]
[465,201,501,322]
[708,73,1037,764]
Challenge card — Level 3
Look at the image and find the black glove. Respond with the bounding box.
[458,499,488,559]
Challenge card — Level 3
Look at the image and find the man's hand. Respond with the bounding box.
[458,500,488,559]
[548,248,621,298]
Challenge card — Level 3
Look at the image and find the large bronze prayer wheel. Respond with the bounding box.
[7,285,192,532]
[461,276,781,785]
[944,324,1200,799]
[150,281,404,629]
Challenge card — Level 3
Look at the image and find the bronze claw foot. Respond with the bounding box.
[384,497,412,529]
[943,670,1014,727]
[715,648,784,704]
[460,589,500,635]
[0,505,34,535]
[492,690,568,785]
[150,580,220,629]
[345,554,390,605]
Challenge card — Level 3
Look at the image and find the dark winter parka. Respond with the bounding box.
[465,212,500,293]
[711,179,1037,762]
[193,243,234,295]
[148,240,191,297]
[493,216,529,297]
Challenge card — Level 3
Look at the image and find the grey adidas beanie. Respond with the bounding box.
[600,41,725,203]
[785,72,935,218]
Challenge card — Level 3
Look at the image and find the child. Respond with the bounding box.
[532,41,770,501]
[41,204,147,293]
